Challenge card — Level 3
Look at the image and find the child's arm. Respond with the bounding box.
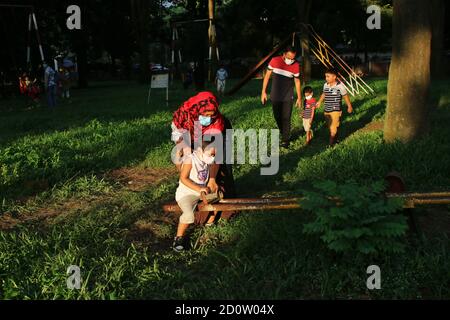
[180,163,210,194]
[310,100,317,123]
[315,93,325,109]
[343,95,353,113]
[207,163,220,193]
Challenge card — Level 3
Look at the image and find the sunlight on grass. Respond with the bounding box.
[0,78,449,299]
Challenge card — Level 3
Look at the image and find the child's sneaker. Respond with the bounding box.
[172,236,186,252]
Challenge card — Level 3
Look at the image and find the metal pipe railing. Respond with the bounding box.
[163,192,450,214]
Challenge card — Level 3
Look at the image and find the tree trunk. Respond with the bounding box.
[384,0,432,143]
[208,0,217,82]
[71,0,89,88]
[430,0,446,78]
[131,0,151,83]
[297,0,312,83]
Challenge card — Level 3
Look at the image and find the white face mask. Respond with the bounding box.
[203,154,215,165]
[305,95,313,100]
[284,58,295,65]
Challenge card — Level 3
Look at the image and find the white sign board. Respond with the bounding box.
[151,74,169,88]
[147,73,169,105]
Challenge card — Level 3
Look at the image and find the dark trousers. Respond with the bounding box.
[46,85,57,108]
[272,100,293,143]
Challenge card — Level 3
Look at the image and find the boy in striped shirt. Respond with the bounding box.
[316,69,353,146]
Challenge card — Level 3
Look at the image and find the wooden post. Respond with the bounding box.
[208,0,217,82]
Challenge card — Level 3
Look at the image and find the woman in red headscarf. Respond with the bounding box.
[171,91,237,226]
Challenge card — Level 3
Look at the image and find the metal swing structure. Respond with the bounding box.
[170,0,221,83]
[162,172,450,235]
[0,4,46,71]
[171,18,220,67]
[227,24,375,97]
[304,24,374,96]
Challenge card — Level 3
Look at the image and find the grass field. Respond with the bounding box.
[0,78,449,299]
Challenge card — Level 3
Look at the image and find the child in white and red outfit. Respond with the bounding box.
[301,86,317,145]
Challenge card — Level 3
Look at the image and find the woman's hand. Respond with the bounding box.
[207,178,219,193]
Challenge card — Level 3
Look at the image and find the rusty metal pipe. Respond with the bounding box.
[163,193,450,214]
[386,192,450,199]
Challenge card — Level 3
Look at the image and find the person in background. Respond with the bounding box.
[215,64,228,96]
[43,63,57,108]
[59,67,71,100]
[183,62,194,90]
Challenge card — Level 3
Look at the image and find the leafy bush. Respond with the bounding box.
[301,180,408,255]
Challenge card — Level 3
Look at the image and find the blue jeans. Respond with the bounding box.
[47,85,57,107]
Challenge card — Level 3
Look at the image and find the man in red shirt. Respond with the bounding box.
[261,46,302,148]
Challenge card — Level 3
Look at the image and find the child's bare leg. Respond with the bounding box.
[206,211,217,225]
[176,223,190,237]
[176,194,199,237]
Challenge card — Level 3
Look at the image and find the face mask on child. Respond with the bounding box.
[199,115,212,127]
[305,95,313,100]
[203,153,215,165]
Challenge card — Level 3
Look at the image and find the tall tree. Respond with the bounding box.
[71,0,89,88]
[131,0,151,83]
[296,0,312,83]
[207,0,217,82]
[384,0,432,143]
[430,0,446,79]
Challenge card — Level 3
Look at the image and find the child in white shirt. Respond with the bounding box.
[173,140,216,252]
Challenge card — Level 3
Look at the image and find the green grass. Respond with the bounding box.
[0,78,449,299]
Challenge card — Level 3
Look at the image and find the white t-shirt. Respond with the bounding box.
[176,150,210,197]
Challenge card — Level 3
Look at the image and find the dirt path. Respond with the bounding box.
[0,166,178,231]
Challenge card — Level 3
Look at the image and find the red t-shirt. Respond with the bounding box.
[268,56,300,102]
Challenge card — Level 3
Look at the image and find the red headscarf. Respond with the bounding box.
[172,91,225,140]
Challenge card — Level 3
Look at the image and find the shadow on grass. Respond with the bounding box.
[128,96,450,299]
[234,98,386,196]
[0,120,171,203]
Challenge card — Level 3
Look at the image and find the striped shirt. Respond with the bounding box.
[302,98,317,120]
[268,56,300,102]
[323,82,347,112]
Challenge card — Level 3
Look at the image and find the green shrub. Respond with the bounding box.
[301,180,408,256]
